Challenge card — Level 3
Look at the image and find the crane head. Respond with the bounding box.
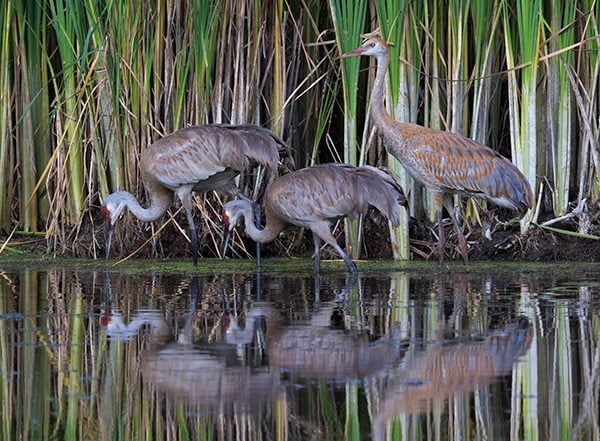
[101,192,129,261]
[338,37,388,59]
[220,199,255,258]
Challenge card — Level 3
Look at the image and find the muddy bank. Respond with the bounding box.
[2,205,600,262]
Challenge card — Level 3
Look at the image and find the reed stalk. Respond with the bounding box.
[516,293,541,441]
[0,0,598,258]
[48,0,88,223]
[14,2,39,232]
[0,0,12,232]
[374,0,415,260]
[271,0,286,135]
[330,0,367,259]
[469,0,501,145]
[422,1,442,223]
[554,303,573,438]
[464,1,503,227]
[191,0,218,124]
[447,1,469,136]
[576,0,600,203]
[65,289,84,440]
[344,382,360,441]
[20,271,36,440]
[503,0,542,231]
[546,0,577,215]
[0,276,12,439]
[318,381,341,438]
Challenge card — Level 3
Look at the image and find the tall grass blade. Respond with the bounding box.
[48,0,88,223]
[546,0,577,215]
[14,2,40,232]
[65,288,84,440]
[469,0,501,145]
[374,0,418,260]
[576,0,600,203]
[330,0,368,258]
[502,0,542,231]
[345,382,360,441]
[554,303,573,437]
[0,0,12,232]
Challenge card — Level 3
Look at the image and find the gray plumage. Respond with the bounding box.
[101,124,286,264]
[222,163,407,273]
[340,37,533,264]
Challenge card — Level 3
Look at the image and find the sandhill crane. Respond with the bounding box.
[221,163,407,273]
[340,37,533,264]
[100,124,287,264]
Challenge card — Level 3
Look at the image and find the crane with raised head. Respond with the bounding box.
[221,163,407,273]
[339,37,532,264]
[101,124,287,264]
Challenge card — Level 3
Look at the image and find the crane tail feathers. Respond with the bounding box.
[355,166,407,226]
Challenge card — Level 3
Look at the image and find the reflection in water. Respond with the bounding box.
[372,318,532,439]
[265,275,408,380]
[0,267,598,439]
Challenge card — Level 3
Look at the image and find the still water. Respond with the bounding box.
[0,261,598,440]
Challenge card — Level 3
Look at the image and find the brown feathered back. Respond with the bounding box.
[385,123,532,212]
[264,163,406,228]
[141,125,286,193]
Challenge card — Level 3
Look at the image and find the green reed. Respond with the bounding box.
[576,0,600,203]
[0,0,597,260]
[374,0,415,260]
[329,0,367,259]
[0,0,12,233]
[48,0,89,224]
[545,0,577,216]
[0,275,12,439]
[555,304,573,438]
[503,0,542,231]
[422,1,442,224]
[469,0,501,145]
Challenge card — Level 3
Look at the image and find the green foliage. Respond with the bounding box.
[0,0,596,259]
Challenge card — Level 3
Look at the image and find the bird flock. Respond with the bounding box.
[101,37,532,273]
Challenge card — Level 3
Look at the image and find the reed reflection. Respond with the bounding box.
[101,271,532,429]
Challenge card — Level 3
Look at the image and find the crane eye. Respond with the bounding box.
[370,43,376,47]
[222,211,229,225]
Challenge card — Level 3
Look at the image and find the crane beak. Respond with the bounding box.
[104,221,114,262]
[220,227,231,259]
[338,46,367,59]
[220,212,232,259]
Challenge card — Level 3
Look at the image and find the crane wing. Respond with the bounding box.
[404,130,531,210]
[141,125,286,192]
[266,164,406,226]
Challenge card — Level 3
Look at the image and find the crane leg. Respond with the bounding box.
[313,227,357,274]
[185,205,199,266]
[436,207,445,265]
[443,197,468,264]
[311,223,356,273]
[253,203,262,271]
[313,234,322,274]
[434,193,446,265]
[331,241,357,274]
[177,190,199,265]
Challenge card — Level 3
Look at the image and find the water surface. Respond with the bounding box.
[0,261,598,440]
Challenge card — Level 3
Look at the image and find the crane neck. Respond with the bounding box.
[370,51,397,134]
[240,203,283,244]
[122,189,173,223]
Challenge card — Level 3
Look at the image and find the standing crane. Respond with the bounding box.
[221,163,407,273]
[101,124,287,265]
[340,37,533,264]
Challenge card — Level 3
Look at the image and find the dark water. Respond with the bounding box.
[0,263,598,440]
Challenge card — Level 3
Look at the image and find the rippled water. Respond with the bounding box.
[0,262,598,440]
